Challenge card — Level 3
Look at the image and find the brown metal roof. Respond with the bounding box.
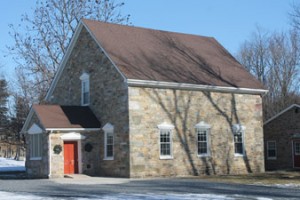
[83,19,264,90]
[33,105,101,129]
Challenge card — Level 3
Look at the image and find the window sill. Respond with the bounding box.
[234,154,244,157]
[30,157,42,161]
[267,157,277,160]
[103,157,114,161]
[197,154,210,158]
[160,156,173,160]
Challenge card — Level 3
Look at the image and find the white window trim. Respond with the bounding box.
[28,123,43,160]
[102,123,114,160]
[232,124,246,157]
[80,72,90,106]
[195,121,211,157]
[267,141,277,160]
[158,122,174,160]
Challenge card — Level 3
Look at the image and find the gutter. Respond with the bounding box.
[127,79,268,95]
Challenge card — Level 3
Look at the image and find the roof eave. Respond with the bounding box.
[20,106,46,134]
[20,107,34,134]
[45,22,84,101]
[127,79,268,95]
[264,104,300,125]
[81,19,127,82]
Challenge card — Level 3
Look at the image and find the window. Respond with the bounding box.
[158,122,174,159]
[195,121,211,157]
[80,73,90,106]
[232,124,245,156]
[102,123,114,160]
[294,142,300,155]
[30,133,42,159]
[28,123,43,160]
[267,141,277,159]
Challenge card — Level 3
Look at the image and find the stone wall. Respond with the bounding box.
[25,113,49,178]
[128,87,264,177]
[49,131,101,178]
[264,106,300,170]
[48,27,130,177]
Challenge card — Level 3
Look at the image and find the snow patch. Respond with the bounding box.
[0,191,238,200]
[0,157,25,172]
[0,191,277,200]
[274,183,300,188]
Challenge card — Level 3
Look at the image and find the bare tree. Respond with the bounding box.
[237,29,300,120]
[290,2,300,32]
[8,0,130,103]
[236,27,270,85]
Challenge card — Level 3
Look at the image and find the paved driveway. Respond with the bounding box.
[0,176,299,199]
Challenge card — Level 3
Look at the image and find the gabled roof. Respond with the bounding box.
[21,105,101,133]
[46,19,267,100]
[264,104,300,125]
[83,19,265,90]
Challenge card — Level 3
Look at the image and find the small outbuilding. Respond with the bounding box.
[264,104,300,170]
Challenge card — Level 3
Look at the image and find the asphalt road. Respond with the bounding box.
[0,177,299,199]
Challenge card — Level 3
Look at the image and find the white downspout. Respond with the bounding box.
[48,131,53,178]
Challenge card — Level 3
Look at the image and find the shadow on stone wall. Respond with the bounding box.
[114,32,253,175]
[202,91,252,174]
[143,88,252,175]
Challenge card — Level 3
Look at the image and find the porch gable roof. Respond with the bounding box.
[32,105,101,130]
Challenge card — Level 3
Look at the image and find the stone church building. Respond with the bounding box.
[21,19,267,178]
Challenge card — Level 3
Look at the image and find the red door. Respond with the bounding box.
[293,140,300,168]
[64,141,78,174]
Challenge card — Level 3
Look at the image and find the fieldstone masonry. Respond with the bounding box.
[25,114,49,178]
[24,25,265,178]
[129,87,265,177]
[48,27,129,178]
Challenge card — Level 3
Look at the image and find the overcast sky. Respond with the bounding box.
[0,0,294,78]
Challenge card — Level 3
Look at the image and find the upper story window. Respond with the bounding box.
[158,122,174,159]
[232,124,246,156]
[195,121,211,157]
[102,123,114,160]
[80,72,90,106]
[267,141,277,160]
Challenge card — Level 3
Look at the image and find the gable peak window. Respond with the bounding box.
[80,72,90,106]
[102,123,114,160]
[232,124,246,156]
[158,122,174,159]
[195,121,211,157]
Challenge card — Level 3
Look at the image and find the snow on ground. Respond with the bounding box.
[0,157,25,171]
[0,191,273,200]
[252,182,300,189]
[274,183,300,188]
